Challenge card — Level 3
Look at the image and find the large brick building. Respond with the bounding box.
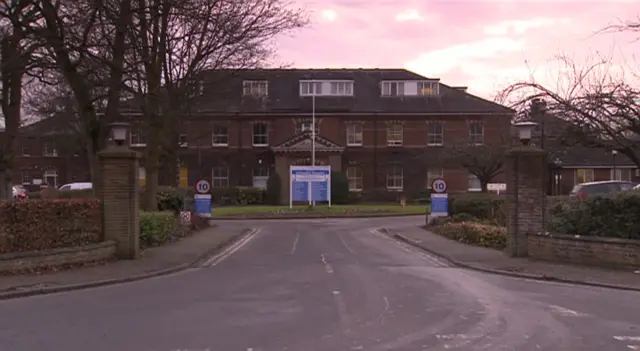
[8,69,516,200]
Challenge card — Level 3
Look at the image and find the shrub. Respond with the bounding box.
[0,199,102,253]
[451,212,475,222]
[449,193,505,225]
[155,186,192,212]
[236,187,266,205]
[331,171,349,205]
[57,189,96,199]
[360,188,404,203]
[437,221,507,250]
[548,190,640,240]
[139,211,179,246]
[265,173,281,205]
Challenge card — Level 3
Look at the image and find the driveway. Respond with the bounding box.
[0,216,638,351]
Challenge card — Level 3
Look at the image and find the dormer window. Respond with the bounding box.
[381,80,440,96]
[381,81,405,96]
[243,80,268,96]
[300,80,354,96]
[418,81,439,96]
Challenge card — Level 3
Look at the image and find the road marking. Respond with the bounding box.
[549,305,588,317]
[291,232,299,254]
[615,337,640,341]
[627,346,640,350]
[321,254,334,274]
[202,228,260,267]
[337,232,356,254]
[374,296,390,325]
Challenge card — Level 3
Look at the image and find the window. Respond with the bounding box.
[427,168,444,188]
[43,142,58,157]
[252,123,269,146]
[418,81,440,96]
[138,166,146,186]
[299,81,323,96]
[381,81,405,96]
[612,168,633,181]
[427,123,444,146]
[178,134,188,147]
[21,141,31,156]
[346,124,363,146]
[575,169,594,184]
[329,81,354,96]
[387,124,403,146]
[469,122,484,145]
[346,167,363,191]
[130,128,146,146]
[252,167,269,189]
[212,167,229,188]
[295,120,319,134]
[44,169,58,188]
[187,80,204,97]
[212,125,229,146]
[243,80,268,96]
[468,173,481,192]
[386,166,403,190]
[21,170,32,184]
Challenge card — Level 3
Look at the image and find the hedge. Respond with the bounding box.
[449,193,506,226]
[437,221,507,250]
[139,211,179,246]
[548,190,640,240]
[348,188,432,204]
[0,199,102,254]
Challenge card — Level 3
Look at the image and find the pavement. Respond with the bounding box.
[0,216,639,351]
[0,224,251,299]
[385,225,640,292]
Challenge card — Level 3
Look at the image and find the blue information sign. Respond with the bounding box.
[290,166,331,206]
[194,194,212,217]
[430,193,449,217]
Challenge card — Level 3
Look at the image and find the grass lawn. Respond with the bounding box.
[212,204,428,217]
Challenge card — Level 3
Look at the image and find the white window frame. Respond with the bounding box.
[243,80,268,96]
[329,81,354,96]
[611,168,633,181]
[386,166,403,191]
[427,123,444,146]
[44,169,58,188]
[43,142,58,157]
[252,167,269,189]
[346,166,363,191]
[299,81,323,96]
[574,169,594,184]
[212,167,229,188]
[21,169,32,185]
[427,168,444,188]
[381,81,405,96]
[468,173,481,192]
[252,123,269,146]
[295,120,318,134]
[386,124,403,146]
[346,124,363,146]
[418,81,440,96]
[130,128,146,147]
[212,125,229,147]
[469,122,484,146]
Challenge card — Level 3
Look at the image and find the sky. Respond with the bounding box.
[276,0,640,101]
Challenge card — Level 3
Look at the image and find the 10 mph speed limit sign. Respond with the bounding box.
[431,178,447,193]
[194,179,211,194]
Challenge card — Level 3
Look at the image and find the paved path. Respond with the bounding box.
[1,216,639,351]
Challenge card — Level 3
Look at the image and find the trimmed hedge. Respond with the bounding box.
[331,171,349,205]
[348,188,432,204]
[449,193,506,226]
[139,211,179,246]
[548,190,640,240]
[436,221,507,250]
[0,199,102,254]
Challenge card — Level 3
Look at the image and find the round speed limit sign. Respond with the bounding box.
[431,178,447,193]
[194,179,211,194]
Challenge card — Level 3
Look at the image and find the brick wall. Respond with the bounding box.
[0,241,116,273]
[528,233,640,268]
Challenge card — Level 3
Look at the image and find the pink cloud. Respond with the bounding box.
[275,0,640,99]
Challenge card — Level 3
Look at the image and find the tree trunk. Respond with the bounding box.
[142,122,161,210]
[481,181,489,193]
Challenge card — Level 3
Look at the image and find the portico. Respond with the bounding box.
[271,132,344,204]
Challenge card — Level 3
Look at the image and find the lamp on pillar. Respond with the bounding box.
[514,121,539,146]
[612,150,618,180]
[109,122,130,147]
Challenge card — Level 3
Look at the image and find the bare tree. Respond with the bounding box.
[124,0,307,210]
[445,143,507,192]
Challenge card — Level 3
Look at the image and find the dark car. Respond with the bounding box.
[569,180,636,199]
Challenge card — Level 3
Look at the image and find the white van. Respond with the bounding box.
[58,182,93,191]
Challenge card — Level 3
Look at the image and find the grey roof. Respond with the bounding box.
[121,68,514,115]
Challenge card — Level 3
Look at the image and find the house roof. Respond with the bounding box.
[271,131,344,153]
[120,68,514,116]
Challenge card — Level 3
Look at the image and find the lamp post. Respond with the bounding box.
[108,122,130,147]
[553,157,563,195]
[513,121,538,146]
[612,149,618,180]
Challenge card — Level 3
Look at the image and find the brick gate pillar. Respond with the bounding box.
[99,146,141,259]
[505,146,548,257]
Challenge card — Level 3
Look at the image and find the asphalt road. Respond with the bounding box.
[1,216,639,351]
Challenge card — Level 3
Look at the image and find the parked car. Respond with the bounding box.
[12,185,28,200]
[569,180,636,199]
[58,182,93,191]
